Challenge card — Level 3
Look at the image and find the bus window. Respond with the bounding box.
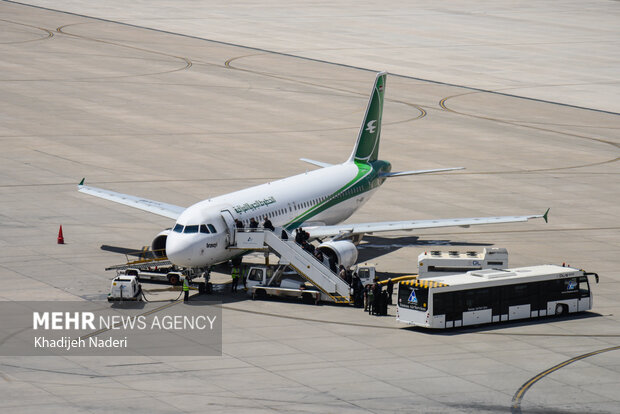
[433,292,453,316]
[564,278,578,292]
[530,281,544,311]
[559,278,580,300]
[398,284,428,311]
[503,284,529,306]
[579,277,590,298]
[463,288,490,311]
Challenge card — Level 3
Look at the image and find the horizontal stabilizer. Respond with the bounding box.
[300,158,333,168]
[379,167,464,177]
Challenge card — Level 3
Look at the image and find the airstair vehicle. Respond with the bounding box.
[232,229,352,303]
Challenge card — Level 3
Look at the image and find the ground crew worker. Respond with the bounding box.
[373,281,382,315]
[386,278,394,305]
[231,266,240,292]
[183,277,190,302]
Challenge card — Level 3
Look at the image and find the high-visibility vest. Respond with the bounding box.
[231,268,240,279]
[183,278,189,291]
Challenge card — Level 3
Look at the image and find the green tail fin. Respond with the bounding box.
[349,72,387,163]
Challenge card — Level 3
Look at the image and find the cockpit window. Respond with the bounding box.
[173,224,184,233]
[207,224,217,233]
[184,225,199,233]
[200,224,210,234]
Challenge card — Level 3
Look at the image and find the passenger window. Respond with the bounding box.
[184,225,199,233]
[200,224,210,234]
[208,224,216,233]
[173,224,184,233]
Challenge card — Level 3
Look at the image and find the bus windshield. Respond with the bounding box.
[398,283,429,311]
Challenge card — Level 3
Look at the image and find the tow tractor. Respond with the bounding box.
[108,275,143,302]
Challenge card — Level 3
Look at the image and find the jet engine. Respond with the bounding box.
[151,229,171,258]
[317,240,358,269]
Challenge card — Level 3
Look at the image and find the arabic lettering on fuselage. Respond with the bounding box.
[233,196,276,214]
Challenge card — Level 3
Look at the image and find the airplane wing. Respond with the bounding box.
[304,210,549,239]
[77,179,185,220]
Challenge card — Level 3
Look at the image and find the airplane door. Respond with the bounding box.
[220,209,236,246]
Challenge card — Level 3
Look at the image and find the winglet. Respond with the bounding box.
[79,178,85,186]
[543,208,550,223]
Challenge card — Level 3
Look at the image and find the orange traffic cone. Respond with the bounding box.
[57,225,64,244]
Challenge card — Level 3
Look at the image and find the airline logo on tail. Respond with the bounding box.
[365,120,377,134]
[350,72,387,163]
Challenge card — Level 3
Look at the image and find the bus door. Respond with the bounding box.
[577,276,591,311]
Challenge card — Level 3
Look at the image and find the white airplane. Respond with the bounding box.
[78,72,548,270]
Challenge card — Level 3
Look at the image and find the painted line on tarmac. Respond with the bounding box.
[224,52,427,124]
[511,345,620,414]
[0,17,53,43]
[5,0,618,116]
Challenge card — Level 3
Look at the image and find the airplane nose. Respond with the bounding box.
[166,233,195,267]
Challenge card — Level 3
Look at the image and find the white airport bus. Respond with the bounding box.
[397,265,599,329]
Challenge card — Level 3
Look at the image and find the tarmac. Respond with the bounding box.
[0,1,619,413]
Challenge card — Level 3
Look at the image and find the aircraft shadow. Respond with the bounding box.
[357,235,493,263]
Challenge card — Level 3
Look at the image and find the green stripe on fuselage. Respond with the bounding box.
[284,160,391,230]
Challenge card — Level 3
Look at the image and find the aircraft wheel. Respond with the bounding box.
[167,273,180,285]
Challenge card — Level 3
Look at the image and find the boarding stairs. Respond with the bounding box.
[233,229,351,303]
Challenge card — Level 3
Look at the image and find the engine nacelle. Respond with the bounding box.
[151,229,171,258]
[317,240,358,269]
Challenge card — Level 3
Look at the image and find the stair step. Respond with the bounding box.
[331,295,351,304]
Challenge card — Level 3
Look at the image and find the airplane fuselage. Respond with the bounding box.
[165,160,391,267]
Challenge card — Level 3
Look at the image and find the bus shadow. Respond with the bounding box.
[402,311,605,335]
[357,235,493,263]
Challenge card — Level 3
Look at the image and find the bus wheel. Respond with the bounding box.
[555,304,567,316]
